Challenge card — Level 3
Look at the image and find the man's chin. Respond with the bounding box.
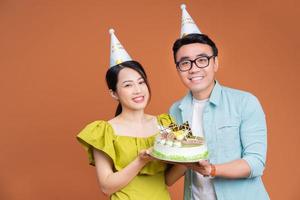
[189,81,215,95]
[190,86,212,97]
[190,86,206,93]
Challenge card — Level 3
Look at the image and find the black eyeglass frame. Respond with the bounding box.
[176,55,216,72]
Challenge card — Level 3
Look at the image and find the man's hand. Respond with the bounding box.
[185,160,212,176]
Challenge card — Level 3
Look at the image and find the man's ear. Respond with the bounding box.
[109,89,119,100]
[213,56,219,72]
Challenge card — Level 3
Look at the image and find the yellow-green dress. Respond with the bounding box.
[77,114,173,200]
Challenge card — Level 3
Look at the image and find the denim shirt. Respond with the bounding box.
[169,81,269,200]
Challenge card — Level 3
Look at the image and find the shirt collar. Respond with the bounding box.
[209,80,222,106]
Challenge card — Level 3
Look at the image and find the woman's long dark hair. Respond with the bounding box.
[105,60,151,116]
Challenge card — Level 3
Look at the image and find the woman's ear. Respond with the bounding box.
[109,89,119,101]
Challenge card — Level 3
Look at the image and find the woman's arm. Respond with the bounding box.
[93,149,152,196]
[165,164,187,186]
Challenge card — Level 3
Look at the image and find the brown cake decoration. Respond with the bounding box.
[157,121,204,147]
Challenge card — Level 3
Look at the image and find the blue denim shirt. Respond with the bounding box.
[169,81,269,200]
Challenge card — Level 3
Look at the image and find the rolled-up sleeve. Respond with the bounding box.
[240,94,267,178]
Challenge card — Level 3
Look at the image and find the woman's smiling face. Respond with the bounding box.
[113,67,150,111]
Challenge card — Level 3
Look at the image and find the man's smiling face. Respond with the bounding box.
[175,43,219,99]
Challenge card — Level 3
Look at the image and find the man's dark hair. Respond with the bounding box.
[172,33,218,63]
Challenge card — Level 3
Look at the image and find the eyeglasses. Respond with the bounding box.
[176,55,215,72]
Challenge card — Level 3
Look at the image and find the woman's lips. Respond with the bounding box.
[132,96,144,103]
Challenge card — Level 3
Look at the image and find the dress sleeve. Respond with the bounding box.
[157,113,176,127]
[76,121,116,166]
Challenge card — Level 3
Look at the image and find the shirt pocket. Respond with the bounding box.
[216,119,241,160]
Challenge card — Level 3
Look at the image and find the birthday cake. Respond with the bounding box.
[152,122,209,162]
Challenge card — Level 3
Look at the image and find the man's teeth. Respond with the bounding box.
[190,76,204,81]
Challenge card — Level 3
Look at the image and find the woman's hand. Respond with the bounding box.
[138,147,154,163]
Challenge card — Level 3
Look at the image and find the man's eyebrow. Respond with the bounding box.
[196,53,210,57]
[178,54,209,62]
[177,56,190,62]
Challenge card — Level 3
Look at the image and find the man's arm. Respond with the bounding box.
[189,94,267,179]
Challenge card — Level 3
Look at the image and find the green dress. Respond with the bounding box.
[77,114,173,200]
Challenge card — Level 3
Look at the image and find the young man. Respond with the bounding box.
[166,33,269,200]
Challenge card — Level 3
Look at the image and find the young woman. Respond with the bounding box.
[77,60,173,200]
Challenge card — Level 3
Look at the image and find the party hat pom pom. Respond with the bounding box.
[180,4,186,10]
[109,28,115,34]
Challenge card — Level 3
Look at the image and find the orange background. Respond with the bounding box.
[1,0,299,199]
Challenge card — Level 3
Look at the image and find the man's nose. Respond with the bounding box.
[189,61,200,73]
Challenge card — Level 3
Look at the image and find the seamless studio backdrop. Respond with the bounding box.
[1,0,299,200]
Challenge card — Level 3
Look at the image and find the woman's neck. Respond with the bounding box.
[117,109,148,124]
[109,108,157,137]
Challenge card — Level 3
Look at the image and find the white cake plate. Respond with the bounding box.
[149,152,206,163]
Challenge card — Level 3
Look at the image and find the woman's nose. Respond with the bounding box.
[133,84,142,93]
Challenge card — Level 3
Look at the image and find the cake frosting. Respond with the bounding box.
[152,121,208,162]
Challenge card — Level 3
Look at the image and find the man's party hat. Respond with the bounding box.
[180,4,202,37]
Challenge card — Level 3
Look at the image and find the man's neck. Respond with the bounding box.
[192,81,216,100]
